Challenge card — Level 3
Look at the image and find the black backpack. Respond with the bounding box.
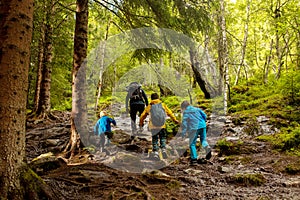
[150,103,166,126]
[127,82,143,101]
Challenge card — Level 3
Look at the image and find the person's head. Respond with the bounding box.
[180,100,190,111]
[100,111,107,118]
[151,93,159,100]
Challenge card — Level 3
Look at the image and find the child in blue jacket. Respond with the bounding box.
[94,111,116,152]
[180,100,212,165]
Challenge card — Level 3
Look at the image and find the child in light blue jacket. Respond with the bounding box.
[94,111,116,152]
[180,100,211,165]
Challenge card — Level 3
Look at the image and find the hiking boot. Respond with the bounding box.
[197,158,207,164]
[190,159,197,166]
[162,149,168,159]
[205,146,212,160]
[150,151,160,161]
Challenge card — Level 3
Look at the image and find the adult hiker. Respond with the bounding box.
[139,93,179,160]
[94,111,116,153]
[125,82,148,136]
[180,100,212,165]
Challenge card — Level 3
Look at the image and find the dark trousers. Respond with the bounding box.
[151,128,167,152]
[99,132,113,149]
[130,103,145,133]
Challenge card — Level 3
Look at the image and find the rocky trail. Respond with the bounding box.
[26,111,300,200]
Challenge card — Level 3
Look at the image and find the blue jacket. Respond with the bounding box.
[181,105,207,137]
[94,116,116,135]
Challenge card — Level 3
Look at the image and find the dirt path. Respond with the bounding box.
[26,112,300,200]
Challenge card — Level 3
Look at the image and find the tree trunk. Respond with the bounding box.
[32,24,45,114]
[36,0,54,118]
[218,0,229,114]
[95,19,110,110]
[0,0,34,199]
[189,49,216,99]
[95,42,106,111]
[234,0,250,86]
[64,0,89,160]
[263,39,273,84]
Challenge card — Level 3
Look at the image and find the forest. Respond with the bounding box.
[0,0,299,199]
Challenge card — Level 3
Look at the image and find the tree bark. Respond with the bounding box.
[189,49,218,99]
[218,0,229,114]
[95,18,110,111]
[36,0,54,118]
[263,39,273,84]
[0,0,34,199]
[64,0,89,159]
[31,23,45,114]
[234,0,250,86]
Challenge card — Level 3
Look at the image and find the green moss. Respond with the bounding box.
[240,156,252,164]
[256,135,275,142]
[256,126,300,154]
[216,139,243,156]
[230,114,250,125]
[228,80,300,123]
[285,163,300,175]
[229,173,266,186]
[166,180,181,189]
[231,85,249,94]
[281,127,300,151]
[243,117,260,135]
[20,165,46,197]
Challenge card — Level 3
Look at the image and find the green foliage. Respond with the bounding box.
[51,70,72,111]
[161,96,181,110]
[166,119,180,139]
[96,95,114,113]
[29,0,74,111]
[277,71,300,105]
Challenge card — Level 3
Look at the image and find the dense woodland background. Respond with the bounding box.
[0,0,300,199]
[28,0,299,111]
[27,0,300,155]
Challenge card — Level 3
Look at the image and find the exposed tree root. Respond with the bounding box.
[20,165,57,200]
[27,111,63,124]
[120,184,152,200]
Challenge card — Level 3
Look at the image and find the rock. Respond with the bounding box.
[45,139,60,146]
[184,168,203,175]
[29,152,64,174]
[217,166,231,173]
[142,169,170,177]
[283,177,300,187]
[257,116,269,123]
[225,136,240,141]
